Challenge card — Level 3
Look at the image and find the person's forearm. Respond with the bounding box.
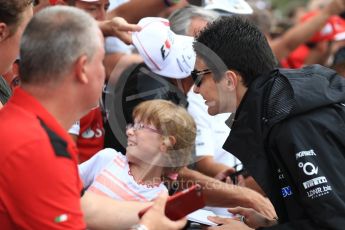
[81,191,151,230]
[106,0,167,24]
[179,167,254,206]
[195,156,232,177]
[98,20,117,37]
[271,0,345,60]
[244,176,266,196]
[178,168,276,218]
[272,12,329,60]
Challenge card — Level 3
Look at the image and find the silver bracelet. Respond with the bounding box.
[129,224,149,230]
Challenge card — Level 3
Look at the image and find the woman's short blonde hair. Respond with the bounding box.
[133,99,196,177]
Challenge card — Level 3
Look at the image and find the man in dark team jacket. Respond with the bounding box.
[193,16,345,229]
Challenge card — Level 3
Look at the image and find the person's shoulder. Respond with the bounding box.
[0,104,49,151]
[96,148,124,160]
[268,111,322,145]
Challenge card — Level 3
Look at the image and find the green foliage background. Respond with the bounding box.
[269,0,309,15]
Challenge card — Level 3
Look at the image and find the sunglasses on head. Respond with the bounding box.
[191,69,211,87]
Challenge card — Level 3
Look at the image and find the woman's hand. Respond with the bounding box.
[139,192,187,230]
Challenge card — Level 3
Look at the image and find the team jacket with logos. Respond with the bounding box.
[223,65,345,229]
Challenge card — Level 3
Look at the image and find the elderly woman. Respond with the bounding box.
[79,99,196,201]
[0,0,33,107]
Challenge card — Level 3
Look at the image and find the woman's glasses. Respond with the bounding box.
[126,123,162,134]
[191,69,211,87]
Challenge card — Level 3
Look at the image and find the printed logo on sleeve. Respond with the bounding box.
[298,162,318,176]
[54,214,68,223]
[277,168,285,180]
[295,149,316,160]
[295,154,333,199]
[306,185,332,199]
[281,186,293,198]
[303,176,327,189]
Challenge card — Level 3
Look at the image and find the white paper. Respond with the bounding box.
[187,207,234,226]
[187,209,218,226]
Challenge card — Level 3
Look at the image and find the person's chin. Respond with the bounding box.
[207,106,220,116]
[126,145,136,153]
[204,101,217,115]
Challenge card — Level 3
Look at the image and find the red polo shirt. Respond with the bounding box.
[0,88,86,229]
[77,107,105,163]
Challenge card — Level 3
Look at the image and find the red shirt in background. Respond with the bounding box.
[71,107,105,163]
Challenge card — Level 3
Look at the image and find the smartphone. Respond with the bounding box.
[138,184,205,221]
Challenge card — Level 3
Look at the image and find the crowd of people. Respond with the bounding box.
[0,0,344,229]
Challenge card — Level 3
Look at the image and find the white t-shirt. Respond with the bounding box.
[187,90,241,168]
[79,148,167,202]
[109,0,128,11]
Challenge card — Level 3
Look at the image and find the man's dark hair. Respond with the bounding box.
[194,16,277,87]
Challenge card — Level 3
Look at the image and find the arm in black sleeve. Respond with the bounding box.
[263,106,345,230]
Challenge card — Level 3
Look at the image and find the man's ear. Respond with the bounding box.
[0,23,9,42]
[74,55,89,84]
[224,70,239,90]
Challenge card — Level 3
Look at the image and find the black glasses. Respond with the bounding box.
[191,69,211,87]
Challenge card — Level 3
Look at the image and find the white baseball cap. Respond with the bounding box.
[204,0,253,15]
[132,17,196,79]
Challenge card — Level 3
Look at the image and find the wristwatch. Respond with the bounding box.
[129,224,149,230]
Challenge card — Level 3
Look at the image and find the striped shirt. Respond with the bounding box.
[79,148,167,201]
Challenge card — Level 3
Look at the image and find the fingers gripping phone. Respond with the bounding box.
[138,184,205,221]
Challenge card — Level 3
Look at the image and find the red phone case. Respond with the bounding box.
[138,184,205,221]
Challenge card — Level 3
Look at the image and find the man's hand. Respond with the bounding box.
[214,168,236,182]
[246,193,276,219]
[139,192,187,230]
[228,207,278,229]
[178,167,276,218]
[98,17,141,44]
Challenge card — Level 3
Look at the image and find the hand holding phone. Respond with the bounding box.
[138,184,205,221]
